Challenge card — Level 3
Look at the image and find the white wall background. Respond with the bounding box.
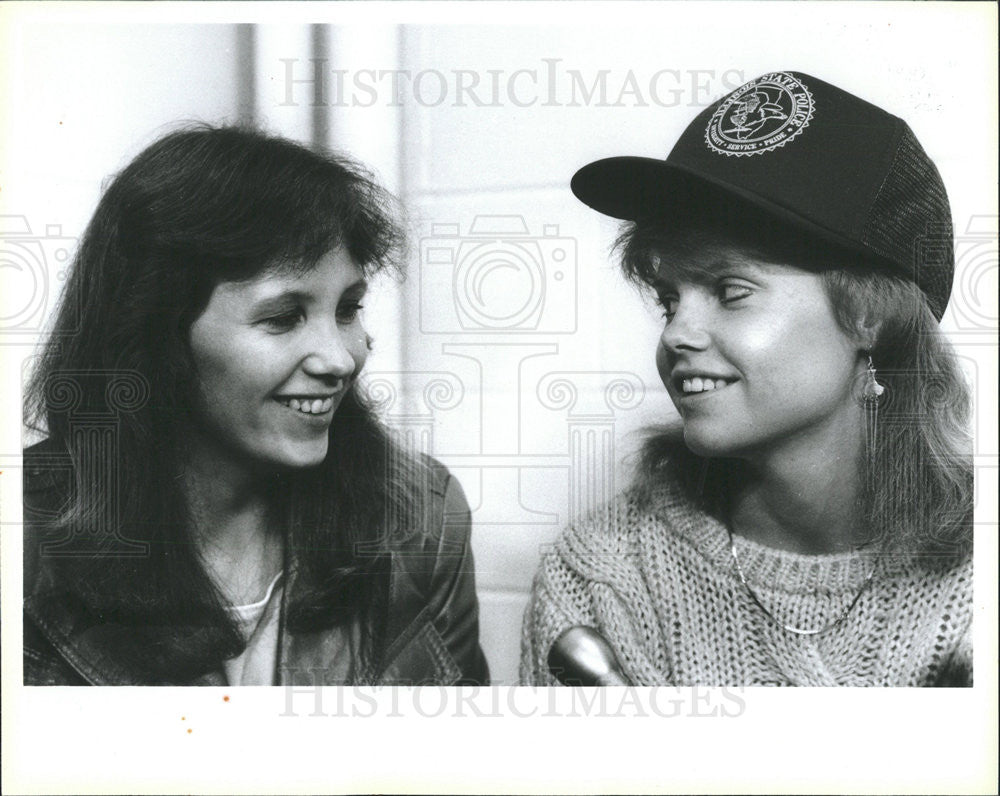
[2,8,997,689]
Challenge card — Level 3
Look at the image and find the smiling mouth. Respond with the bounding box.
[275,395,337,414]
[675,376,736,395]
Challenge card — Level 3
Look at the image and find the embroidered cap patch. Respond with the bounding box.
[705,72,815,157]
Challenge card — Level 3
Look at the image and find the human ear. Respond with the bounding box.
[856,315,882,354]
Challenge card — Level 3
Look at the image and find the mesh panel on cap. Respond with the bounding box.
[861,125,954,320]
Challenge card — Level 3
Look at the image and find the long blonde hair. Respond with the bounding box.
[617,211,973,565]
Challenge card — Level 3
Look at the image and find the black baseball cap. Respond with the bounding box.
[571,71,954,320]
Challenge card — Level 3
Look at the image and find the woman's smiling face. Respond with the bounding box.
[187,248,369,471]
[653,243,866,461]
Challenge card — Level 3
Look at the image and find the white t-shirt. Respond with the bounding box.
[222,571,284,686]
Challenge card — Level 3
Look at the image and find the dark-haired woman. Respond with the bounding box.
[24,125,488,686]
[521,72,973,686]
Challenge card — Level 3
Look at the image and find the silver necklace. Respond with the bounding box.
[728,530,877,637]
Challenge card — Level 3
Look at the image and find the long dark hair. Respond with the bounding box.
[24,124,423,679]
[615,196,973,566]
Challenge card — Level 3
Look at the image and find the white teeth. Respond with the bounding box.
[279,397,335,414]
[681,377,728,394]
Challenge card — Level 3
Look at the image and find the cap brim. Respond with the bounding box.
[570,156,880,265]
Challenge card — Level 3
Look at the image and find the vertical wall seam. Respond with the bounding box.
[236,24,256,125]
[310,24,329,150]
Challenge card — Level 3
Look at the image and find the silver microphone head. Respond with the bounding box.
[547,625,631,686]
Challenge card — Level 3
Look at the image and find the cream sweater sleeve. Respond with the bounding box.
[518,500,667,685]
[519,548,596,685]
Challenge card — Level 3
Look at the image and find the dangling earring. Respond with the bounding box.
[863,355,884,401]
[863,354,883,468]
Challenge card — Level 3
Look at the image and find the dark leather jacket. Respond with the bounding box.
[23,440,489,686]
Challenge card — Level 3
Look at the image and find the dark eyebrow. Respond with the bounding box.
[718,254,772,274]
[651,254,768,289]
[342,279,369,299]
[252,278,369,311]
[251,290,311,313]
[646,273,674,291]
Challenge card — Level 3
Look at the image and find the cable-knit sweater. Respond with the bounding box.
[520,479,973,686]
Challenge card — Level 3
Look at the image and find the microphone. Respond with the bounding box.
[547,625,631,686]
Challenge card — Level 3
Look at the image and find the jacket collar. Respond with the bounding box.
[27,545,430,687]
[25,588,233,686]
[24,439,436,686]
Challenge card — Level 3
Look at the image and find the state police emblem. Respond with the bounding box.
[705,72,815,157]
